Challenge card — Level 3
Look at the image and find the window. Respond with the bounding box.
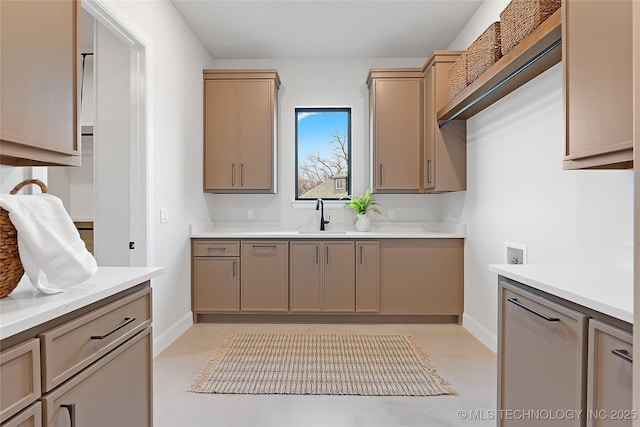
[295,107,351,200]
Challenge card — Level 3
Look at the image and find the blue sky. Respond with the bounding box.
[296,110,349,161]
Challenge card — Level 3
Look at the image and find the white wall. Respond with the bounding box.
[444,0,635,351]
[95,0,214,354]
[203,57,443,230]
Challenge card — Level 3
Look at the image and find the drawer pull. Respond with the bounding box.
[252,245,277,249]
[611,349,633,364]
[91,317,136,339]
[61,403,76,427]
[207,247,226,253]
[507,298,560,322]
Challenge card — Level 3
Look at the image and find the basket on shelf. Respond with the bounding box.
[0,179,48,298]
[500,0,561,56]
[448,52,468,101]
[466,21,502,85]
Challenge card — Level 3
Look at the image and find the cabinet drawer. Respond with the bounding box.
[193,240,240,257]
[1,402,41,427]
[587,319,633,427]
[42,328,151,427]
[39,288,151,392]
[0,339,40,423]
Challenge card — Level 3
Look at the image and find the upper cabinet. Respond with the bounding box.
[203,69,280,193]
[367,69,423,193]
[562,0,633,169]
[423,51,466,192]
[367,51,466,194]
[0,0,81,167]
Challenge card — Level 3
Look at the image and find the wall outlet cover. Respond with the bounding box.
[504,242,527,264]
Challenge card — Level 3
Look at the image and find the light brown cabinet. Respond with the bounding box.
[378,239,463,321]
[203,70,280,193]
[42,329,151,427]
[192,240,240,314]
[241,241,289,312]
[563,0,633,169]
[289,241,355,313]
[498,281,587,426]
[586,320,633,427]
[0,283,152,427]
[355,241,379,313]
[367,69,423,192]
[423,52,466,192]
[0,0,81,167]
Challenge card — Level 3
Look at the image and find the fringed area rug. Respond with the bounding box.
[188,334,456,396]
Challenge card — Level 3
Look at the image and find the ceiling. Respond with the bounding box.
[170,0,483,60]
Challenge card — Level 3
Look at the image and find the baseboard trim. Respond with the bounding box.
[462,312,497,353]
[153,311,193,358]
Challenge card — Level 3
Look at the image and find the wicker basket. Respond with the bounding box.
[500,0,561,56]
[448,52,468,101]
[467,21,502,85]
[0,179,48,298]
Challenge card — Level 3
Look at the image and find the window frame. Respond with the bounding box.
[294,107,352,201]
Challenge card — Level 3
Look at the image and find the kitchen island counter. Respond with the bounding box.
[0,266,164,340]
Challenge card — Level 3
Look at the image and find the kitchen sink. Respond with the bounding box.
[297,230,347,235]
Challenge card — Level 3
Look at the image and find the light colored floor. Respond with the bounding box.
[153,323,496,427]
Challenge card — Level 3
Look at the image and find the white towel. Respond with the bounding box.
[0,193,98,294]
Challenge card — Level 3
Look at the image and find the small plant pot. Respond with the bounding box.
[355,213,371,232]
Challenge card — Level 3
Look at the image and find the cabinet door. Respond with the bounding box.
[586,319,633,427]
[355,241,379,313]
[563,0,633,169]
[204,80,238,190]
[241,241,288,312]
[498,282,588,426]
[2,402,41,427]
[424,61,466,192]
[379,239,463,318]
[0,0,80,166]
[193,257,240,312]
[237,80,274,191]
[42,328,151,427]
[423,68,436,192]
[372,78,422,191]
[289,242,322,312]
[323,242,355,312]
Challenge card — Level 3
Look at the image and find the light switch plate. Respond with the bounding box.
[160,208,169,223]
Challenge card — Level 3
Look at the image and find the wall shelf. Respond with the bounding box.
[437,9,562,127]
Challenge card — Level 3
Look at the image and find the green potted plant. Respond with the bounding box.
[344,188,381,231]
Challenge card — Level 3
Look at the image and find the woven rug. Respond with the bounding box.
[188,334,456,396]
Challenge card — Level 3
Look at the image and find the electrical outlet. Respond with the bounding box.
[504,242,527,264]
[388,209,395,220]
[247,209,254,219]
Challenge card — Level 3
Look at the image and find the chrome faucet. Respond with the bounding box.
[315,198,330,231]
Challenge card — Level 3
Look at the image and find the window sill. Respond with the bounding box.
[290,200,347,210]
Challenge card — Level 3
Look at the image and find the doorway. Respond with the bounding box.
[47,2,148,267]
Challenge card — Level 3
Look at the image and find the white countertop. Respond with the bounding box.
[0,266,164,340]
[489,264,633,324]
[189,222,466,239]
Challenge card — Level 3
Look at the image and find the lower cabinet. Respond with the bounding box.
[41,329,151,427]
[191,237,462,321]
[586,320,633,427]
[378,239,463,320]
[289,241,355,312]
[192,240,240,314]
[241,241,288,312]
[498,278,634,427]
[498,282,587,426]
[0,283,152,427]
